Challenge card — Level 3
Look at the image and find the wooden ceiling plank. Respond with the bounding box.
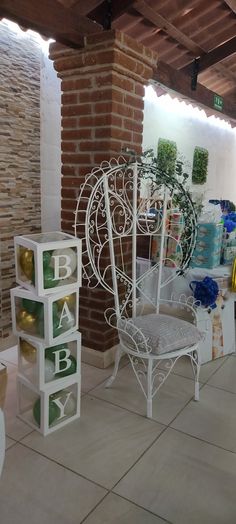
[175,0,226,32]
[0,0,102,47]
[133,0,204,55]
[134,1,236,87]
[224,0,236,13]
[153,60,236,123]
[157,0,202,20]
[182,8,230,40]
[113,13,149,33]
[214,62,236,82]
[197,22,236,51]
[182,36,236,74]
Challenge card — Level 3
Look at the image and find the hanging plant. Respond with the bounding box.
[157,138,177,177]
[192,146,209,185]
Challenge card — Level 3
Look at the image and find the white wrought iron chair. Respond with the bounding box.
[75,156,203,418]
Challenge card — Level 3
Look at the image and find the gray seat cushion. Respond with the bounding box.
[118,313,203,355]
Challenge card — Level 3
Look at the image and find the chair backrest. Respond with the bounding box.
[75,157,197,323]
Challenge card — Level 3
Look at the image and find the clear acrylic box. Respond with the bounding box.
[17,374,80,435]
[18,332,81,388]
[11,286,79,345]
[14,232,81,296]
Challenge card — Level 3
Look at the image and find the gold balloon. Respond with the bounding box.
[17,309,37,334]
[19,248,34,280]
[20,339,37,363]
[56,294,76,309]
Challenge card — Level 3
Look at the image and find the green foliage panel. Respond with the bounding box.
[157,138,177,177]
[192,146,209,185]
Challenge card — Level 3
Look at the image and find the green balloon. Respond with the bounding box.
[36,303,44,336]
[55,355,77,378]
[37,304,44,323]
[22,298,41,314]
[45,343,68,362]
[43,251,52,268]
[33,397,60,427]
[43,266,59,289]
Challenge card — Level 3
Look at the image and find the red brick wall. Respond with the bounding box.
[50,30,158,352]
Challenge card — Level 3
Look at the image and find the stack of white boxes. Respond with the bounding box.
[11,232,82,435]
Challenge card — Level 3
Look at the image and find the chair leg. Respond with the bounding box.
[147,359,153,418]
[105,345,123,388]
[190,349,200,401]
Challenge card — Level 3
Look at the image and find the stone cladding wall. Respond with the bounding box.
[0,21,41,341]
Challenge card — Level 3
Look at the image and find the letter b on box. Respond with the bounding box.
[14,231,82,296]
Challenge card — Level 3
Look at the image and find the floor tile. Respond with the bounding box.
[207,356,236,393]
[114,428,236,524]
[91,364,197,425]
[81,362,114,393]
[0,359,18,375]
[163,354,228,383]
[0,443,106,524]
[83,493,166,524]
[5,436,16,450]
[171,384,236,452]
[81,356,129,394]
[0,346,18,365]
[4,371,33,440]
[21,396,163,489]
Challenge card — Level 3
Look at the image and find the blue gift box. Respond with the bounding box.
[190,223,223,269]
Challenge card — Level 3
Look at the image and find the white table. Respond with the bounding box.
[137,259,235,363]
[0,409,5,477]
[0,363,7,477]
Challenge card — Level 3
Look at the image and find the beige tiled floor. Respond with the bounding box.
[1,347,236,523]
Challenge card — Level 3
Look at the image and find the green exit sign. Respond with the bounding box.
[213,94,223,111]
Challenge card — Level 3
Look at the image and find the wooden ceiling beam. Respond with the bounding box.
[153,60,236,124]
[0,0,102,47]
[56,0,80,7]
[134,1,236,87]
[88,0,137,25]
[65,0,105,16]
[224,0,236,14]
[133,0,203,55]
[182,36,236,75]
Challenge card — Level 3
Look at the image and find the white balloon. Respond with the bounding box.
[44,359,56,383]
[51,247,77,277]
[52,391,76,416]
[64,393,77,416]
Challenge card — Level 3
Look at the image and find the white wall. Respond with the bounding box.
[142,87,236,203]
[40,48,61,232]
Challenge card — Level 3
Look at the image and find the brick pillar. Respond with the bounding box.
[50,30,158,365]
